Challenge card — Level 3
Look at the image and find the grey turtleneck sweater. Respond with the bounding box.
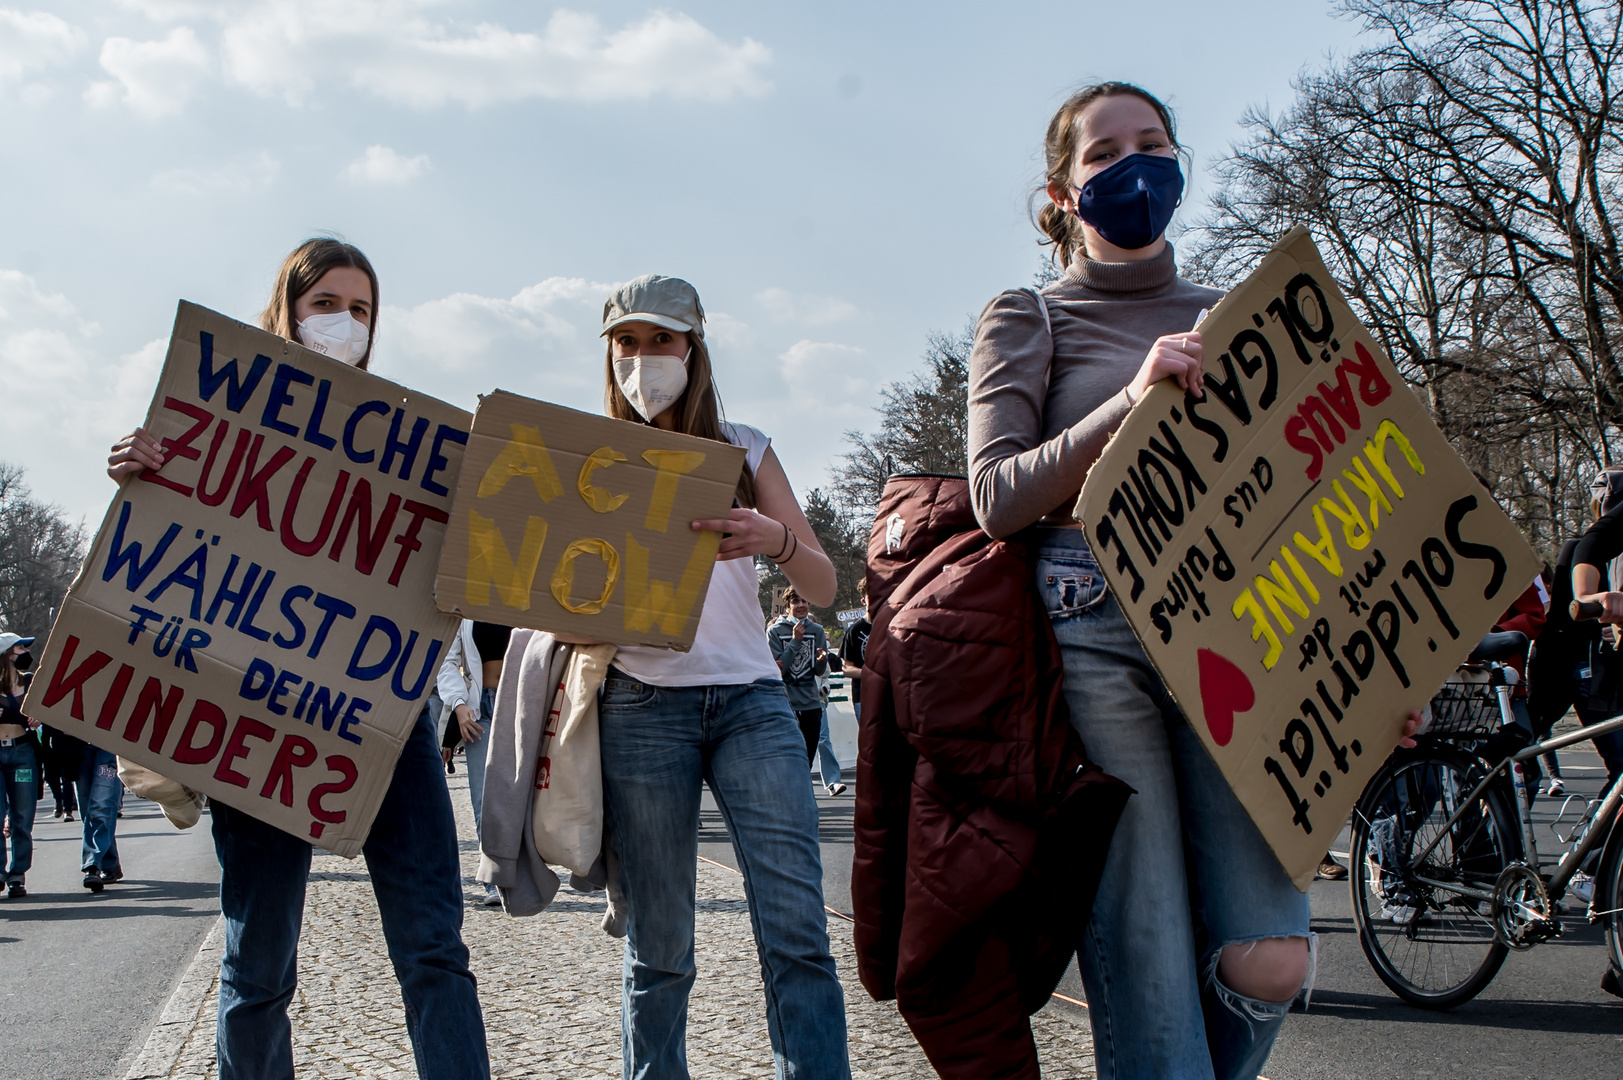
[967,245,1222,539]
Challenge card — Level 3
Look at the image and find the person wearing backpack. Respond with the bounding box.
[966,83,1419,1080]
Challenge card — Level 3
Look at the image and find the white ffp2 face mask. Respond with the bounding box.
[297,311,371,366]
[613,351,690,421]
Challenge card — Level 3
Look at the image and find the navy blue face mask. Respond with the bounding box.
[1072,152,1185,251]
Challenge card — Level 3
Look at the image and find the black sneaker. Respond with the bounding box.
[6,878,24,899]
[83,867,104,893]
[101,865,124,884]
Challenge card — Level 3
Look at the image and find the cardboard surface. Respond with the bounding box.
[434,391,745,649]
[23,302,469,857]
[1075,228,1540,889]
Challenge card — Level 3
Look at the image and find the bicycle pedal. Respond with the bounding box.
[1529,918,1563,944]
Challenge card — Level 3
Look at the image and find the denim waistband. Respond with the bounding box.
[1031,526,1095,559]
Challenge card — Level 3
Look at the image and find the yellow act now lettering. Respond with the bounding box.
[463,426,712,633]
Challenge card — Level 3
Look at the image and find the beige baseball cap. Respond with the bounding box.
[601,274,706,340]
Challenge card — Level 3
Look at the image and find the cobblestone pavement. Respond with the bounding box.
[126,771,1095,1079]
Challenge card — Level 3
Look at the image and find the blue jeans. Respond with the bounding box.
[77,747,122,872]
[462,687,495,842]
[815,709,842,788]
[211,704,488,1080]
[599,671,849,1080]
[1,739,39,880]
[1036,530,1309,1080]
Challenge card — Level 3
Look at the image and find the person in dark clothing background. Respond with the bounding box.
[1550,466,1623,789]
[768,588,829,767]
[40,723,82,821]
[839,581,871,725]
[0,632,40,899]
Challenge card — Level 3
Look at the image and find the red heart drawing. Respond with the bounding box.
[1197,648,1254,748]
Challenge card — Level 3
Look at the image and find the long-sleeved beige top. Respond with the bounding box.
[967,245,1222,539]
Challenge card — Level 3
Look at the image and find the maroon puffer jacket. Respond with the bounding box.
[852,475,1131,1080]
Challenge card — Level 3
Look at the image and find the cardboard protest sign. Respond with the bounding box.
[23,302,469,857]
[434,391,745,649]
[1075,227,1539,889]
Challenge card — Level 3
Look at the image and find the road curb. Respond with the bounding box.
[124,915,224,1080]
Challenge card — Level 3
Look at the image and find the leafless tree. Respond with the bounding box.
[0,462,89,641]
[1187,0,1623,559]
[831,329,971,528]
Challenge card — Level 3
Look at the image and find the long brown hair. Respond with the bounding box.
[0,649,21,697]
[259,237,380,370]
[603,333,758,507]
[1033,82,1181,269]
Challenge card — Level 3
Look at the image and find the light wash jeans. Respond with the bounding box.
[0,739,39,880]
[1036,529,1310,1080]
[77,747,122,873]
[461,686,496,842]
[815,709,842,789]
[599,671,850,1080]
[211,704,487,1080]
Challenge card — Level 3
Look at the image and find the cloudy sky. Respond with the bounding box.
[2,0,1369,526]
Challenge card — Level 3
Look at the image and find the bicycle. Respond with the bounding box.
[1348,627,1623,1009]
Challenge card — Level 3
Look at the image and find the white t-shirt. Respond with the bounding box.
[612,422,783,688]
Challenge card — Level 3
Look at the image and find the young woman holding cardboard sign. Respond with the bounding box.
[967,85,1419,1080]
[107,238,489,1080]
[588,274,850,1079]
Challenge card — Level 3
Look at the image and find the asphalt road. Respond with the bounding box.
[2,793,221,1080]
[737,731,1623,1080]
[1267,736,1623,1080]
[18,723,1615,1080]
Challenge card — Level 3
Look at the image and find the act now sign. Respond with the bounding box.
[24,303,468,857]
[1076,228,1539,889]
[434,390,745,649]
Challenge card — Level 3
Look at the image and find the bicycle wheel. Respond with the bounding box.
[1599,817,1623,977]
[1349,745,1520,1008]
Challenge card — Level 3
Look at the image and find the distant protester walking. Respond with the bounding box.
[438,619,512,906]
[40,723,81,822]
[767,589,830,768]
[0,632,40,899]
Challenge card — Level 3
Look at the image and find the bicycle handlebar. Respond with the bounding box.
[1571,599,1605,622]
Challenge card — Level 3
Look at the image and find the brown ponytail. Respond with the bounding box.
[1032,82,1180,269]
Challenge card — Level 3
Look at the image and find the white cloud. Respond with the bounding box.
[0,10,87,93]
[151,150,280,195]
[379,276,617,413]
[220,3,771,107]
[86,26,211,116]
[778,339,870,413]
[756,286,861,326]
[2,270,162,520]
[113,0,226,19]
[343,145,431,185]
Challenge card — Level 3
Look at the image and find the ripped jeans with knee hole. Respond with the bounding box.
[1037,529,1311,1080]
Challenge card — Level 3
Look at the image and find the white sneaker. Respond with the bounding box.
[1571,874,1595,904]
[1381,901,1417,925]
[1548,779,1566,797]
[826,782,848,797]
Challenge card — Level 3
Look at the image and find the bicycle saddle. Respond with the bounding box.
[1467,630,1529,664]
